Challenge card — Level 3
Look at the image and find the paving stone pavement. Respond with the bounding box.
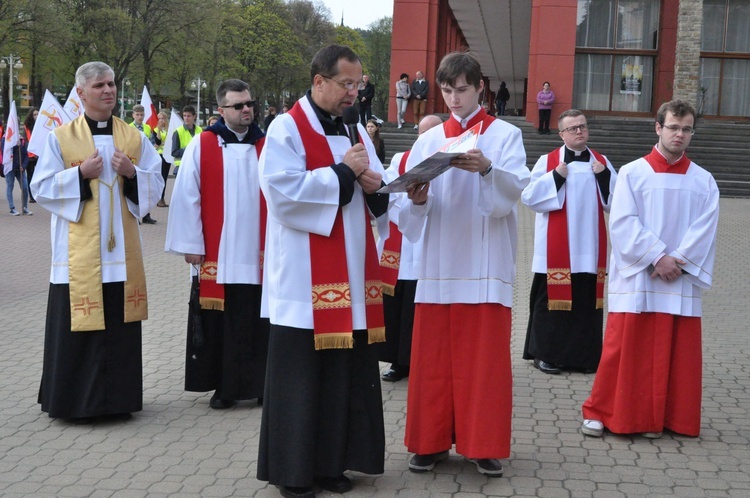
[1,182,748,498]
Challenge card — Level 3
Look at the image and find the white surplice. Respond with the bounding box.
[607,158,719,316]
[30,128,163,284]
[522,146,617,274]
[398,114,529,306]
[259,96,388,330]
[164,132,263,284]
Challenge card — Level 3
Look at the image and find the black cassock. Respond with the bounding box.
[39,282,142,419]
[185,280,269,401]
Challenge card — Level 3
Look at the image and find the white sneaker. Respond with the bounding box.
[22,208,32,215]
[398,124,402,129]
[9,208,20,216]
[641,431,662,439]
[581,419,604,437]
[413,124,418,129]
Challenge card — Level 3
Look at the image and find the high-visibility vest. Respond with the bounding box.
[174,125,202,166]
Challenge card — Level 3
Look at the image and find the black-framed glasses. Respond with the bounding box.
[662,124,695,135]
[321,75,362,91]
[220,100,255,110]
[561,124,588,134]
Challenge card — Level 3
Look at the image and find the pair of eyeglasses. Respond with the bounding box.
[561,124,588,134]
[321,75,362,91]
[662,125,695,135]
[220,100,255,110]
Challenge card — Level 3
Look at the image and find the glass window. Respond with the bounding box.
[611,55,654,112]
[720,59,750,116]
[726,0,750,52]
[616,0,660,49]
[699,59,721,116]
[576,0,616,48]
[702,0,727,51]
[573,54,613,110]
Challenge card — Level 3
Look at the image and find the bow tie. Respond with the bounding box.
[564,148,590,164]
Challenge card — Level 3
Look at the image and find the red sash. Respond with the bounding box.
[379,151,410,295]
[288,102,385,349]
[644,146,691,174]
[198,131,267,310]
[545,148,607,310]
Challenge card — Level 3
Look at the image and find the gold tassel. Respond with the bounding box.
[108,233,116,252]
[314,333,355,350]
[548,300,573,311]
[368,326,386,344]
[199,297,225,311]
[381,284,396,296]
[595,298,604,309]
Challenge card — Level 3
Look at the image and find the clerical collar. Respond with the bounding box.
[654,143,685,165]
[227,126,248,142]
[306,90,346,136]
[451,106,481,130]
[564,147,590,164]
[84,114,113,135]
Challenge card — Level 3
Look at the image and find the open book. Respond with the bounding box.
[377,122,482,194]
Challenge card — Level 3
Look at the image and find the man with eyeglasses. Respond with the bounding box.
[581,100,719,440]
[257,44,388,497]
[165,79,269,412]
[522,109,617,376]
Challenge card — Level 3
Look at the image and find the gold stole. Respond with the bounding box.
[57,115,148,331]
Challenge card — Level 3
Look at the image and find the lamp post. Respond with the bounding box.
[191,77,207,125]
[120,78,131,119]
[0,55,23,108]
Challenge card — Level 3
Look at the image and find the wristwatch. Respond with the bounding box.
[480,161,493,177]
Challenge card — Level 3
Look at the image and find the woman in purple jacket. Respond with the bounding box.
[536,81,555,134]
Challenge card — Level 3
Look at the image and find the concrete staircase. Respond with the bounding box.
[381,115,750,198]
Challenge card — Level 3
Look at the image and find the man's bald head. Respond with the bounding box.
[418,114,443,135]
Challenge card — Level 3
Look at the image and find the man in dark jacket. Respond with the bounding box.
[411,71,429,129]
[358,75,375,125]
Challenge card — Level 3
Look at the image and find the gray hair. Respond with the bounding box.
[75,62,115,89]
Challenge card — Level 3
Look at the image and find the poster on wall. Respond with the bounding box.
[620,63,643,95]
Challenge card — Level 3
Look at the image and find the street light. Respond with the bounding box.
[0,55,23,108]
[120,78,131,119]
[191,77,207,125]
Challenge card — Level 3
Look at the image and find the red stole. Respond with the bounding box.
[198,131,267,310]
[443,108,496,138]
[545,148,607,310]
[379,151,410,295]
[644,146,691,174]
[288,102,385,350]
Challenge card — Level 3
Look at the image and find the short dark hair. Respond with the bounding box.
[182,105,196,115]
[436,51,482,89]
[656,100,696,126]
[400,73,409,80]
[216,79,250,106]
[558,109,585,124]
[310,44,360,84]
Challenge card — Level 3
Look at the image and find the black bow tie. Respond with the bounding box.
[564,148,590,163]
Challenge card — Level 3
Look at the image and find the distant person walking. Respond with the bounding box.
[497,81,510,116]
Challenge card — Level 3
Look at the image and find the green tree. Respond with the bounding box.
[362,17,392,118]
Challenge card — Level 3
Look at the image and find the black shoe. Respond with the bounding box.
[533,359,561,374]
[279,486,315,498]
[381,365,409,382]
[315,474,352,493]
[29,198,36,203]
[467,458,504,477]
[209,392,236,409]
[257,397,263,406]
[142,215,157,224]
[409,450,450,473]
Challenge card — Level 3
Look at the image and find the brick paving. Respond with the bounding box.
[1,181,748,497]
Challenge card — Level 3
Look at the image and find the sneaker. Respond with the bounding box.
[467,458,504,477]
[413,124,418,129]
[22,208,32,215]
[397,124,402,129]
[581,419,604,437]
[409,450,449,473]
[641,431,663,439]
[9,208,20,216]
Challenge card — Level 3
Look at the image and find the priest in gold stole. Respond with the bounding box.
[30,62,164,422]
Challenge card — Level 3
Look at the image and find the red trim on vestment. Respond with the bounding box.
[379,151,410,295]
[288,102,384,349]
[545,148,607,310]
[442,108,496,138]
[582,312,703,436]
[644,146,691,174]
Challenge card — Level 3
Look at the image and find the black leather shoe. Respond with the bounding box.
[278,485,315,498]
[142,215,157,224]
[209,392,236,409]
[409,450,450,473]
[381,365,409,382]
[467,458,504,477]
[534,359,561,374]
[315,474,352,493]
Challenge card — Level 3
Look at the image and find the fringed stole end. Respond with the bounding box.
[367,326,386,344]
[382,284,396,296]
[548,300,572,311]
[200,297,225,311]
[595,298,604,309]
[314,333,355,350]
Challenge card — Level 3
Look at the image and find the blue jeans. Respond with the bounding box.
[6,169,29,211]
